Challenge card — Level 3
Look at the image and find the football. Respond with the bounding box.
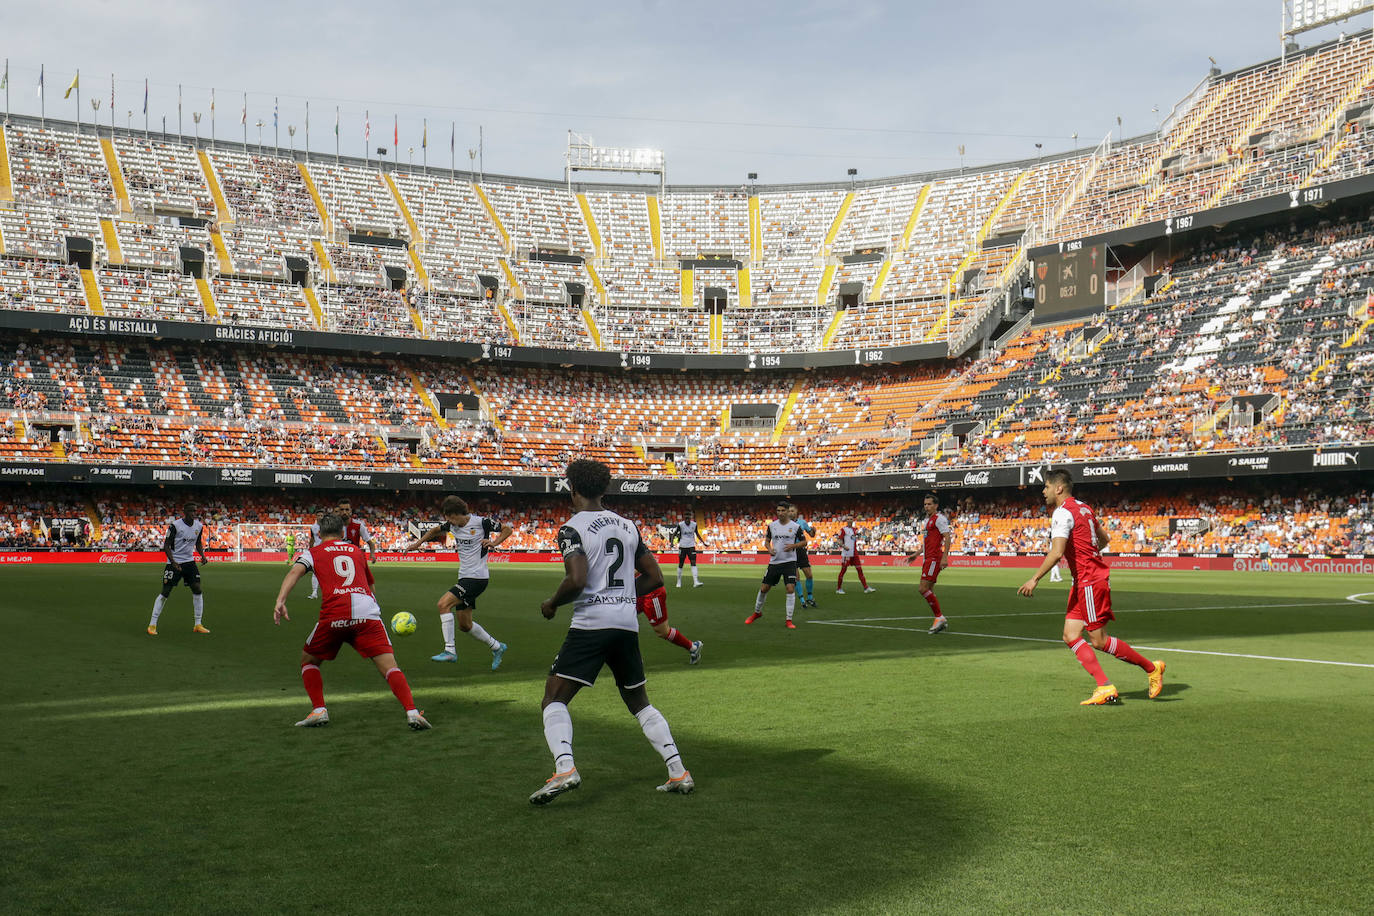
[390,612,418,636]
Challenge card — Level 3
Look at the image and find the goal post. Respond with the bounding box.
[233,523,314,562]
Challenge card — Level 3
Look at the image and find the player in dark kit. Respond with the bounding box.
[1018,469,1166,705]
[530,459,693,804]
[788,505,819,607]
[147,503,210,635]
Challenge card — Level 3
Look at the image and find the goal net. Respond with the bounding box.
[233,523,314,562]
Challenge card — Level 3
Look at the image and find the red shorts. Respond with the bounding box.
[841,554,863,566]
[304,617,394,660]
[1066,579,1114,631]
[637,587,668,627]
[919,557,942,582]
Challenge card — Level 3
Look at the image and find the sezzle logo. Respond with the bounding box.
[962,471,991,486]
[685,483,721,493]
[1,466,45,477]
[221,468,253,483]
[98,554,129,563]
[814,480,841,491]
[619,481,651,493]
[407,477,444,486]
[1228,455,1270,470]
[335,473,372,485]
[274,472,313,485]
[478,478,513,488]
[91,467,133,480]
[1151,462,1189,474]
[1312,451,1358,468]
[1081,466,1117,478]
[153,469,193,482]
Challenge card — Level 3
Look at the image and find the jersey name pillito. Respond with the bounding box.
[765,519,802,565]
[676,521,699,548]
[558,510,649,632]
[167,518,203,563]
[1051,497,1111,583]
[295,542,382,623]
[923,513,951,559]
[440,515,501,579]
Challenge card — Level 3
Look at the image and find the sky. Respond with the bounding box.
[1,1,1366,185]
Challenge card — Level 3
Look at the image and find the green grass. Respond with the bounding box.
[2,562,1372,914]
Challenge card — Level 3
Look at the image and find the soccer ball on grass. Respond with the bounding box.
[390,612,418,636]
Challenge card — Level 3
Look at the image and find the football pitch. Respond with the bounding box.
[3,562,1372,915]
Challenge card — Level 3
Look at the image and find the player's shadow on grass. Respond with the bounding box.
[1122,680,1191,702]
[503,716,992,915]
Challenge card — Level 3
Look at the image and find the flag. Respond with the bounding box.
[450,122,455,153]
[1,61,8,91]
[143,79,148,115]
[334,106,339,137]
[393,115,398,147]
[64,70,78,100]
[37,64,44,99]
[365,110,370,141]
[110,73,114,110]
[210,88,215,114]
[273,97,278,128]
[241,92,246,126]
[422,120,427,149]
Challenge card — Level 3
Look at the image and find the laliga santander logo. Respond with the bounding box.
[99,554,129,563]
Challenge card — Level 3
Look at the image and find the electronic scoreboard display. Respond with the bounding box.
[1033,243,1104,321]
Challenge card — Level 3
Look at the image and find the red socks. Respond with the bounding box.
[856,567,868,589]
[1070,638,1110,686]
[385,667,416,711]
[1105,636,1156,673]
[922,590,943,618]
[837,563,846,588]
[665,627,693,650]
[301,663,325,708]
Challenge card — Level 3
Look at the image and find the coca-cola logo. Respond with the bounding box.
[962,471,991,486]
[619,481,651,493]
[98,554,129,563]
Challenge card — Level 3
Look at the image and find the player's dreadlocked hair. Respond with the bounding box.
[317,513,345,536]
[566,459,611,498]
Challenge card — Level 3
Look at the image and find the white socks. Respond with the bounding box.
[543,702,575,772]
[785,593,796,621]
[467,621,500,651]
[440,612,457,653]
[692,567,700,584]
[754,592,766,612]
[635,705,685,778]
[192,594,204,624]
[149,594,166,625]
[310,573,319,594]
[677,567,683,585]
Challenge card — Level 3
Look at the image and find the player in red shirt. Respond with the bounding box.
[638,581,703,665]
[335,498,378,562]
[905,493,952,634]
[1017,469,1165,705]
[273,513,430,730]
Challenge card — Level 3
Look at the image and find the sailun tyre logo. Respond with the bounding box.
[619,481,651,494]
[962,471,991,486]
[478,478,513,488]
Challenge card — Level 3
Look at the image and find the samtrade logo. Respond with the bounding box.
[91,467,133,480]
[274,472,313,485]
[1081,466,1117,478]
[407,477,444,486]
[619,481,651,494]
[1313,451,1359,468]
[1229,456,1270,470]
[686,483,721,493]
[814,480,841,491]
[0,466,45,477]
[153,469,193,482]
[335,473,372,485]
[1151,463,1189,474]
[478,478,513,488]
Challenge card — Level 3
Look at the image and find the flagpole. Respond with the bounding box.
[5,59,10,124]
[178,83,183,140]
[274,96,279,154]
[334,106,339,165]
[422,118,427,170]
[75,70,80,137]
[143,78,148,138]
[304,100,310,163]
[110,73,115,136]
[210,88,216,149]
[242,92,247,148]
[40,64,45,127]
[450,121,455,180]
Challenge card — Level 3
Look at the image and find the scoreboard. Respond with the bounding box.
[1033,243,1104,321]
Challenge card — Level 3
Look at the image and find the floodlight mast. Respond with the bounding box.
[565,130,667,195]
[1280,1,1374,57]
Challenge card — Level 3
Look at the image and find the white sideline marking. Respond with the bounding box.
[806,621,1374,669]
[818,600,1356,624]
[1346,593,1374,605]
